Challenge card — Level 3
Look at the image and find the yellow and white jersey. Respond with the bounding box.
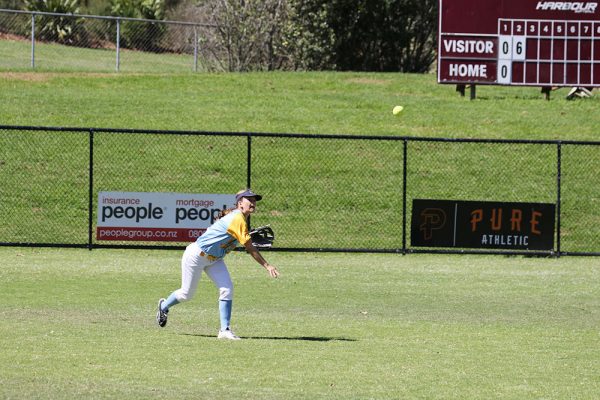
[196,210,250,259]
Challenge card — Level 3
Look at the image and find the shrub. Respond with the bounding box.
[110,0,167,51]
[24,0,89,45]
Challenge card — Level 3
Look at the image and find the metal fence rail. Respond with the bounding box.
[0,8,219,72]
[1,124,600,256]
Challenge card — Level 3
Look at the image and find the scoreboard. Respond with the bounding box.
[438,0,600,86]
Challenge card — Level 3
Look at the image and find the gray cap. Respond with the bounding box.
[235,189,262,203]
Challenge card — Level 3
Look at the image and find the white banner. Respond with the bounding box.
[96,191,235,242]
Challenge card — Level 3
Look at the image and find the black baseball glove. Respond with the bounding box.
[249,225,275,248]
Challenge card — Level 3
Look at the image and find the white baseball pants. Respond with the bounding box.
[172,242,233,302]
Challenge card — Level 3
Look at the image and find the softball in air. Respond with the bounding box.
[392,105,404,115]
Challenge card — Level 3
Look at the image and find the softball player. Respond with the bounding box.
[156,189,280,340]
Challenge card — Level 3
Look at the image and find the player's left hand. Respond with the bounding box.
[266,264,280,278]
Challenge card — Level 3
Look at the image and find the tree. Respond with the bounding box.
[197,0,289,71]
[283,0,335,70]
[289,0,437,72]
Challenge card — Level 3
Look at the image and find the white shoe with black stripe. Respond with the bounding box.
[218,327,241,340]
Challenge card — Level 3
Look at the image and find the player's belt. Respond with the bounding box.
[200,251,218,262]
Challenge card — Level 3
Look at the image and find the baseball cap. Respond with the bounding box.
[235,189,263,203]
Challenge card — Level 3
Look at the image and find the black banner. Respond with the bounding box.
[411,199,555,250]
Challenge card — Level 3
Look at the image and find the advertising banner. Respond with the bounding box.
[411,199,556,250]
[96,192,235,242]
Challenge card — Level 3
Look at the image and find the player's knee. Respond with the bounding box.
[219,286,233,301]
[176,289,195,302]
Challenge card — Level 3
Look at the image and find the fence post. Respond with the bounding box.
[402,139,408,254]
[556,141,562,256]
[30,14,35,68]
[247,134,252,189]
[116,18,121,72]
[246,133,252,227]
[88,129,95,250]
[193,27,198,72]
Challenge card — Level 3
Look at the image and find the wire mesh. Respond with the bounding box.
[250,136,405,249]
[560,143,600,253]
[0,11,31,69]
[1,126,600,255]
[407,141,557,203]
[0,9,218,72]
[0,128,89,244]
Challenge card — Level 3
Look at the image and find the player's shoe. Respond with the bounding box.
[156,298,168,328]
[218,327,241,340]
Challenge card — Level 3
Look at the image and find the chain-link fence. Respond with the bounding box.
[1,125,599,256]
[0,9,221,72]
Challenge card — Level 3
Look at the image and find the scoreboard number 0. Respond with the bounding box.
[498,60,512,84]
[499,36,512,59]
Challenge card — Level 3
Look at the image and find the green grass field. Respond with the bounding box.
[1,247,598,399]
[1,50,600,398]
[1,67,600,140]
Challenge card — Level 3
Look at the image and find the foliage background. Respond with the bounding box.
[1,0,438,72]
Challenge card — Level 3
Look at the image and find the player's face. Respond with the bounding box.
[238,196,257,215]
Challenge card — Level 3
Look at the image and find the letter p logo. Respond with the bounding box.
[420,208,447,241]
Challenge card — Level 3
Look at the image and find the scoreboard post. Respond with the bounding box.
[438,0,600,98]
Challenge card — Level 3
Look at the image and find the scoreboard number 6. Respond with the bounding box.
[512,37,526,61]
